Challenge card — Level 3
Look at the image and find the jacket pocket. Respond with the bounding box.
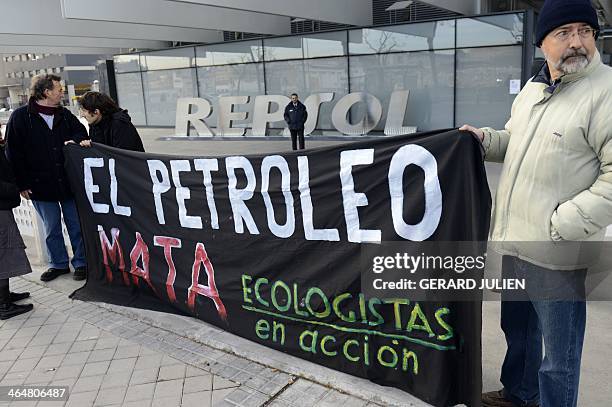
[546,201,560,242]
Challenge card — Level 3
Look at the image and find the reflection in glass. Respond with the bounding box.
[114,54,140,73]
[457,13,523,47]
[142,69,198,126]
[115,73,146,126]
[349,51,454,132]
[197,63,265,129]
[264,31,347,61]
[455,46,522,129]
[349,20,455,54]
[141,48,195,71]
[196,40,263,66]
[111,12,526,135]
[265,57,349,131]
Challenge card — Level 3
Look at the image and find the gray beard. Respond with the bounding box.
[550,48,592,75]
[557,55,589,74]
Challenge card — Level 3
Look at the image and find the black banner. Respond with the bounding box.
[66,129,491,406]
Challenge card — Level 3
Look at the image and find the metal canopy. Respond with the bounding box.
[166,0,373,26]
[61,0,291,35]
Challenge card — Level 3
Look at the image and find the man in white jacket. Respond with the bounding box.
[461,0,612,406]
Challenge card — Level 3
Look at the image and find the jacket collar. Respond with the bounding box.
[91,114,111,130]
[532,62,553,85]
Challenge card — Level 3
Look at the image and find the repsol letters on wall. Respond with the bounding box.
[175,91,417,137]
[67,129,490,406]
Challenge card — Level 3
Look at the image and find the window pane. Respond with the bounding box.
[141,47,195,71]
[197,63,265,129]
[457,13,523,47]
[535,47,544,58]
[115,73,146,126]
[349,20,455,54]
[264,31,347,61]
[114,54,141,73]
[349,50,454,132]
[196,40,263,66]
[142,69,198,126]
[455,46,522,129]
[265,57,349,131]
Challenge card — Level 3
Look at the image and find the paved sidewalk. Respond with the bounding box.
[0,273,385,407]
[0,278,242,407]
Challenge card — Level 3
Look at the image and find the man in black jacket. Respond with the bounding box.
[78,91,145,152]
[283,93,308,150]
[5,74,89,282]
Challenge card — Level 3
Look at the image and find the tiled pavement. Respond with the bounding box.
[0,277,383,407]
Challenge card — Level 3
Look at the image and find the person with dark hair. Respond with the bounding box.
[284,93,308,150]
[4,74,89,282]
[0,143,33,319]
[78,91,144,152]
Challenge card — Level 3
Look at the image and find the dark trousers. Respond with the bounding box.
[500,256,586,407]
[0,279,9,305]
[290,129,305,150]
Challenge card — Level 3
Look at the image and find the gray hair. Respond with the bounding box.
[30,74,62,100]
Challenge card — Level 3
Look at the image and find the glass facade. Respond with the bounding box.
[348,20,455,54]
[455,46,523,128]
[142,69,198,126]
[114,55,140,73]
[196,40,263,66]
[197,63,265,128]
[114,11,526,134]
[265,57,349,130]
[140,47,195,71]
[456,13,524,47]
[350,50,455,131]
[264,31,347,61]
[115,72,146,126]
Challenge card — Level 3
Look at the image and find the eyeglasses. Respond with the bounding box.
[553,27,597,42]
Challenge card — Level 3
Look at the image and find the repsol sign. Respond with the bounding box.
[175,91,417,137]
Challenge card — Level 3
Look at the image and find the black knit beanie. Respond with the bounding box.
[536,0,600,47]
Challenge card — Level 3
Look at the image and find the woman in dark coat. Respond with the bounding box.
[0,144,33,319]
[78,91,145,152]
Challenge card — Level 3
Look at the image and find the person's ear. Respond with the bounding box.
[95,109,101,116]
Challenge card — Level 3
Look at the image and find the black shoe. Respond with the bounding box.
[482,390,540,407]
[482,390,517,407]
[0,302,33,320]
[73,266,87,281]
[9,291,30,302]
[40,268,70,282]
